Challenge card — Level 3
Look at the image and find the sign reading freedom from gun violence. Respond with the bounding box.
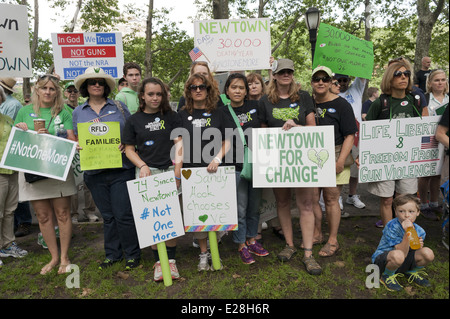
[51,32,124,80]
[194,18,271,72]
[0,127,76,181]
[0,3,33,77]
[252,127,336,188]
[77,122,123,171]
[127,172,185,248]
[181,166,238,232]
[313,23,374,79]
[358,116,444,183]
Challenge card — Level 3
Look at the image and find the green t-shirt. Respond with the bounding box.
[115,87,139,114]
[14,104,73,136]
[0,113,14,174]
[366,95,421,120]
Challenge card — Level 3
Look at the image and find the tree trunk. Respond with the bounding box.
[212,0,229,19]
[144,0,154,77]
[23,0,39,100]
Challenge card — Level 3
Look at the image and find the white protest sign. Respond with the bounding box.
[252,127,336,188]
[194,18,271,72]
[51,32,124,80]
[358,116,444,183]
[181,166,238,232]
[0,4,32,77]
[127,172,184,248]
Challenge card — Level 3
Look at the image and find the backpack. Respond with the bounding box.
[378,93,422,120]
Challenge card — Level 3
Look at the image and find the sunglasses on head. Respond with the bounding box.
[312,76,332,83]
[189,84,207,91]
[38,74,59,82]
[393,70,411,78]
[87,79,106,86]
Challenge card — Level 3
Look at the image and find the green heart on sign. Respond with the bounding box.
[198,214,208,223]
[307,149,329,169]
[182,169,192,180]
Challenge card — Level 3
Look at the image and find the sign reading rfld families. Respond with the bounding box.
[127,172,184,248]
[252,127,336,188]
[51,32,124,80]
[358,116,444,183]
[0,127,76,180]
[77,122,122,171]
[181,166,238,232]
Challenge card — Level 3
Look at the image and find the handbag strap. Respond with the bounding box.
[227,104,247,147]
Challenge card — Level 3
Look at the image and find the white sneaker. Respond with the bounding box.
[346,195,366,209]
[169,259,180,279]
[198,252,211,271]
[153,261,163,281]
[339,196,343,210]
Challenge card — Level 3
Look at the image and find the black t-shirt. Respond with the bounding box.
[414,69,432,93]
[177,107,234,168]
[222,100,260,171]
[315,96,358,145]
[122,110,181,169]
[439,104,449,155]
[258,90,315,127]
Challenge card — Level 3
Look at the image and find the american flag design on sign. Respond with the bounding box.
[189,47,203,61]
[421,136,439,149]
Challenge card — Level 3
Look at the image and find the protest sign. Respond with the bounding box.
[0,3,32,77]
[51,32,124,80]
[313,23,374,79]
[252,127,336,188]
[77,122,122,171]
[0,127,76,181]
[181,166,238,232]
[358,116,444,183]
[194,18,271,72]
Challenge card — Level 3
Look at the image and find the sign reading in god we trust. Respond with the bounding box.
[194,18,271,72]
[252,127,336,188]
[181,167,238,232]
[127,172,184,248]
[358,116,444,183]
[77,122,122,171]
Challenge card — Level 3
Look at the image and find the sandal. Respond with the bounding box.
[58,263,71,275]
[277,245,296,262]
[300,236,324,249]
[302,253,322,275]
[272,227,285,241]
[318,242,340,257]
[40,262,57,275]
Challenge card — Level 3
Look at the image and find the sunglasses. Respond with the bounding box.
[87,79,106,86]
[38,74,59,82]
[189,84,207,91]
[337,78,349,83]
[332,81,340,86]
[66,89,78,93]
[393,70,411,78]
[312,76,332,83]
[277,69,294,76]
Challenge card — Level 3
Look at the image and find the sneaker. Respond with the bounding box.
[37,233,48,249]
[341,210,350,218]
[125,259,139,270]
[0,242,28,258]
[98,258,117,270]
[169,259,180,279]
[339,196,343,210]
[420,207,439,221]
[198,252,211,271]
[346,195,366,208]
[407,270,431,287]
[239,246,255,264]
[277,245,297,262]
[14,224,31,237]
[71,216,79,224]
[375,220,384,228]
[0,259,3,267]
[246,240,269,257]
[87,213,99,222]
[380,273,404,292]
[153,261,163,281]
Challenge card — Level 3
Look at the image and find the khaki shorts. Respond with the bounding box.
[367,178,418,198]
[350,145,359,178]
[336,166,351,185]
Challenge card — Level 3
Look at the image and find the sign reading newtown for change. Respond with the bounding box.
[194,18,271,72]
[51,32,124,80]
[252,127,336,188]
[77,122,122,171]
[0,127,76,181]
[313,23,374,79]
[181,166,238,232]
[0,3,32,77]
[127,172,184,248]
[358,116,444,183]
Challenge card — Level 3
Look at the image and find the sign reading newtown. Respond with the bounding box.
[0,127,76,181]
[358,116,444,183]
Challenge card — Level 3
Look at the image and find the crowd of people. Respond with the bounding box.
[0,54,448,292]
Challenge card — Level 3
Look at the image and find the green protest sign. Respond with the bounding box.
[0,127,76,181]
[313,23,374,79]
[77,121,122,171]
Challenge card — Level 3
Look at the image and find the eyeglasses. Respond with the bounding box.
[189,84,207,91]
[66,89,78,93]
[87,79,106,86]
[337,78,349,83]
[312,76,332,83]
[393,70,411,78]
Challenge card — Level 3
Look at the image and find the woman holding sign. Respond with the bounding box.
[14,74,76,275]
[258,59,322,275]
[123,77,183,281]
[72,67,141,271]
[311,66,357,258]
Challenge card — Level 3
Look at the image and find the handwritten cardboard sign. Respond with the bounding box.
[358,116,444,183]
[181,166,238,232]
[252,127,336,188]
[127,172,184,248]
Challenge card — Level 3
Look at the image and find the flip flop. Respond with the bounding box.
[58,263,71,275]
[40,262,57,275]
[318,242,340,257]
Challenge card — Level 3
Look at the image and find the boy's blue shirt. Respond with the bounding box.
[371,217,426,263]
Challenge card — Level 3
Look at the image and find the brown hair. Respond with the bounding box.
[380,61,413,95]
[138,77,173,115]
[393,194,420,212]
[183,73,219,114]
[246,72,266,100]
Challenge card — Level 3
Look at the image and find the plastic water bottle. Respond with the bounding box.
[406,226,421,250]
[56,124,68,138]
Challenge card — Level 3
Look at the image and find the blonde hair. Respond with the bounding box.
[31,75,64,118]
[380,61,413,95]
[267,73,299,104]
[183,74,219,115]
[426,69,449,94]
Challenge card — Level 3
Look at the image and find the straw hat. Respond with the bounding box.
[0,77,16,93]
[74,67,116,92]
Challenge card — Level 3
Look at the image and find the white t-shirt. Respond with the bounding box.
[338,77,366,123]
[427,93,449,116]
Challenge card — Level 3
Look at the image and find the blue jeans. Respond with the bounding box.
[233,172,262,244]
[84,168,141,261]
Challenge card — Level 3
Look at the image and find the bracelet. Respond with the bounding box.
[175,176,181,180]
[214,156,222,164]
[139,164,148,169]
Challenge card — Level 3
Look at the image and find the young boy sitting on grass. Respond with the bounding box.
[371,194,435,291]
